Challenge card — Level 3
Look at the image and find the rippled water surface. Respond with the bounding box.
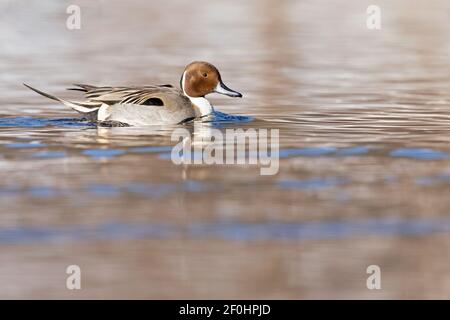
[1,0,450,298]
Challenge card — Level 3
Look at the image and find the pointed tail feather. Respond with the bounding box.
[66,88,87,92]
[67,83,98,92]
[23,83,60,101]
[23,83,100,114]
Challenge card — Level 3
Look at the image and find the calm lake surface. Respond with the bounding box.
[1,0,450,298]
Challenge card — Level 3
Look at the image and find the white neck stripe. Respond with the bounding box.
[181,70,214,117]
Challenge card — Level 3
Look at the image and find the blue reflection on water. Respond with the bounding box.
[390,148,450,160]
[4,142,46,149]
[336,146,370,156]
[0,218,449,244]
[30,151,67,158]
[28,186,57,198]
[277,177,346,190]
[189,218,450,241]
[82,149,125,158]
[0,117,94,128]
[211,111,253,125]
[279,147,337,158]
[415,173,450,186]
[0,180,212,199]
[0,222,172,244]
[130,146,173,153]
[86,184,122,197]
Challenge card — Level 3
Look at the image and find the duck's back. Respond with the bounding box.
[74,84,196,126]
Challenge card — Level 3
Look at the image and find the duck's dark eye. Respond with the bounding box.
[202,72,208,78]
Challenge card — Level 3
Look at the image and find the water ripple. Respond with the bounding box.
[277,177,346,190]
[389,148,450,160]
[1,218,450,244]
[0,117,94,128]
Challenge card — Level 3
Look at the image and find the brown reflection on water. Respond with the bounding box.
[0,0,450,299]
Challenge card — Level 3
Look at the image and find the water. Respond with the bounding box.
[1,0,450,298]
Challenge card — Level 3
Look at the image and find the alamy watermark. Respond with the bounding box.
[171,124,279,175]
[66,5,81,30]
[366,265,381,290]
[366,5,381,30]
[66,265,81,290]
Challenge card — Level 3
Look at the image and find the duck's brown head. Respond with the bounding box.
[180,61,242,98]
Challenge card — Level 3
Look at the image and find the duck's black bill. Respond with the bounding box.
[215,81,243,98]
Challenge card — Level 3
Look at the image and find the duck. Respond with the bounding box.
[23,61,242,126]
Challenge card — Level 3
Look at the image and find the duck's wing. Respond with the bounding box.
[69,84,186,109]
[67,85,196,125]
[68,84,177,106]
[25,83,193,124]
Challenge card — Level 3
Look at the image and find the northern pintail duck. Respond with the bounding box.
[24,61,242,126]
